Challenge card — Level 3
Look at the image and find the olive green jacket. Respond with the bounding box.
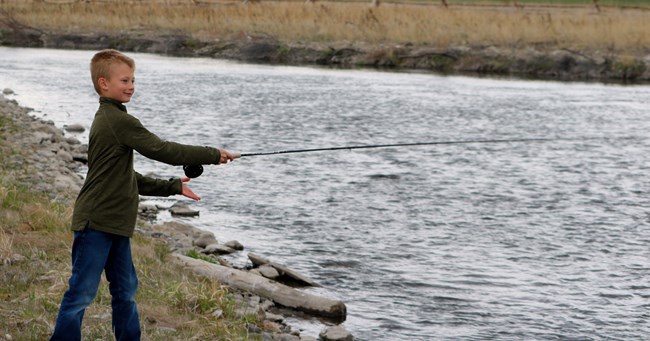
[71,97,220,237]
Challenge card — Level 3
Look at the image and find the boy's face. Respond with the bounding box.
[98,62,135,103]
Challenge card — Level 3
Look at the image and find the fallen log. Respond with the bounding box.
[171,254,347,319]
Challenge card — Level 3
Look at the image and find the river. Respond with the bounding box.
[2,47,650,340]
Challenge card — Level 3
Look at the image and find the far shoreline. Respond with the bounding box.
[1,1,649,83]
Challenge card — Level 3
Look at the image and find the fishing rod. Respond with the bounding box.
[182,136,594,178]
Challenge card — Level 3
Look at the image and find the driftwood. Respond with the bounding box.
[171,254,347,319]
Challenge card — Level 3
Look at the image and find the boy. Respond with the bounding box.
[50,49,239,341]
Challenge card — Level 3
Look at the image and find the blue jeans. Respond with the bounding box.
[50,227,140,341]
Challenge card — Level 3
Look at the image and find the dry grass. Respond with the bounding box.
[0,179,260,340]
[1,1,649,53]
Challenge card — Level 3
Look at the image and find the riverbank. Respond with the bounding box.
[0,93,352,340]
[1,1,649,82]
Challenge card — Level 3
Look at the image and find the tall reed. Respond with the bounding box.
[1,1,648,52]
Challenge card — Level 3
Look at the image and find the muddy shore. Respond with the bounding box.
[1,21,649,83]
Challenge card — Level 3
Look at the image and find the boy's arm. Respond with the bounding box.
[118,115,221,166]
[135,172,182,197]
[136,173,201,200]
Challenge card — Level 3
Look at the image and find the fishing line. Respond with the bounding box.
[182,136,603,178]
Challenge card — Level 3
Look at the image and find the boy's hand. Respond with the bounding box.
[180,177,200,200]
[219,149,241,164]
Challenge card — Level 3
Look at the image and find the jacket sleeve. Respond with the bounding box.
[113,113,221,166]
[136,172,183,196]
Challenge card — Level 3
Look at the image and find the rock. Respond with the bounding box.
[193,231,218,248]
[300,336,318,341]
[258,264,280,279]
[275,334,300,341]
[265,312,284,323]
[76,144,89,153]
[72,154,88,164]
[56,150,73,162]
[2,88,14,95]
[63,123,85,133]
[248,253,320,287]
[249,252,270,267]
[65,136,81,145]
[201,243,236,255]
[36,123,60,135]
[31,131,52,144]
[170,203,199,217]
[156,326,176,333]
[53,174,81,193]
[262,320,282,333]
[224,240,244,250]
[318,325,353,341]
[247,323,263,334]
[138,204,159,221]
[211,309,223,318]
[151,221,197,237]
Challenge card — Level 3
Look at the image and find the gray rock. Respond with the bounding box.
[248,252,270,267]
[56,150,73,162]
[76,144,89,153]
[193,231,217,248]
[201,243,235,255]
[72,154,88,164]
[248,253,320,287]
[258,264,280,279]
[3,88,14,95]
[265,312,284,323]
[170,203,199,217]
[63,123,85,133]
[156,326,176,333]
[36,123,60,135]
[224,240,244,250]
[275,334,300,341]
[65,136,81,145]
[245,322,261,333]
[318,325,353,341]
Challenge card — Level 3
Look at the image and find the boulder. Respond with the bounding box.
[65,136,81,145]
[170,203,199,217]
[224,240,244,250]
[201,243,236,255]
[63,123,85,133]
[319,325,354,341]
[194,231,218,248]
[257,264,280,279]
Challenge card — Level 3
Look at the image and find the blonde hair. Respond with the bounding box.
[90,49,135,95]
